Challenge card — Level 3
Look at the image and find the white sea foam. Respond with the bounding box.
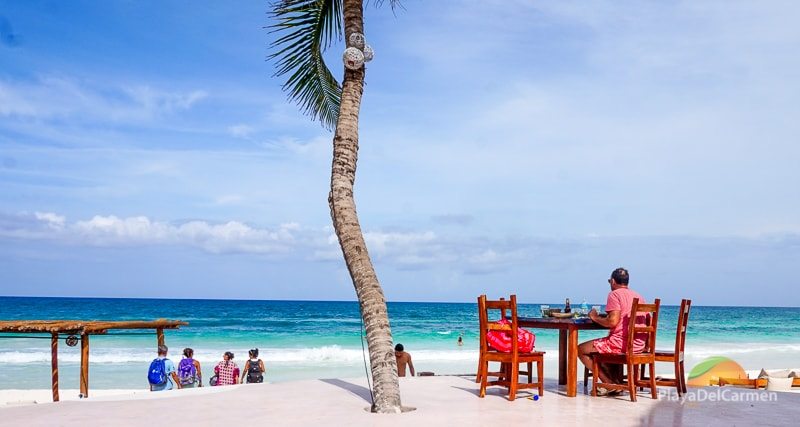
[2,342,798,367]
[0,346,477,365]
[261,346,364,363]
[687,343,800,358]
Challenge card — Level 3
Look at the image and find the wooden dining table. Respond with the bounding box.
[517,316,609,397]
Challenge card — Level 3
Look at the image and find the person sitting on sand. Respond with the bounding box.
[177,347,203,388]
[395,344,415,377]
[578,267,647,391]
[150,345,181,391]
[241,348,266,384]
[214,351,240,386]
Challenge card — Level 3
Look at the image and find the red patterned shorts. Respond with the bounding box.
[593,337,623,354]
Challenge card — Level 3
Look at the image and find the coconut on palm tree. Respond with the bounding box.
[268,0,402,413]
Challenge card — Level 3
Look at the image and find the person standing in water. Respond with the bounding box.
[394,343,415,377]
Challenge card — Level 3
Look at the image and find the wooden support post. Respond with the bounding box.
[558,330,567,385]
[79,333,89,398]
[51,333,59,402]
[156,327,165,347]
[567,327,579,397]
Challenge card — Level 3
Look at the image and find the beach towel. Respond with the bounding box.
[486,319,535,353]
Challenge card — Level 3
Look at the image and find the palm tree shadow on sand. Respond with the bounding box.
[319,378,417,413]
[320,378,373,404]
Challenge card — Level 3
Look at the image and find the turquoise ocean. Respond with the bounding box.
[1,297,799,390]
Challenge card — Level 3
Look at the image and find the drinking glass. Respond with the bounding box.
[539,305,550,317]
[592,305,601,314]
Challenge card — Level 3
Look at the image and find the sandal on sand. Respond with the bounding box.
[596,387,621,397]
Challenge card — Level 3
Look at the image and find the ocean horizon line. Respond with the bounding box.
[1,295,798,309]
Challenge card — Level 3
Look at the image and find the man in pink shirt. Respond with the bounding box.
[578,267,647,385]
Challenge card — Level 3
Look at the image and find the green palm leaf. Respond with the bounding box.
[269,0,343,129]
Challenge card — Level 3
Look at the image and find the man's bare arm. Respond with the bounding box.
[589,309,620,328]
[171,372,182,389]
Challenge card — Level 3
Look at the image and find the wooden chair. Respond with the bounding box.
[475,298,535,386]
[640,299,691,396]
[476,297,509,383]
[591,298,661,402]
[477,295,545,400]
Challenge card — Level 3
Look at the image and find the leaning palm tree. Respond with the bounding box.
[269,0,402,413]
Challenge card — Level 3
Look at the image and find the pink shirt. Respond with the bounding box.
[605,287,647,352]
[214,361,239,386]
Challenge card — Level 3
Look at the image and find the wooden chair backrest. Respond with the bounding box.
[625,298,661,355]
[477,294,519,356]
[674,299,692,355]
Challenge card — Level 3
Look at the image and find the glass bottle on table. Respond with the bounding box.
[564,298,571,313]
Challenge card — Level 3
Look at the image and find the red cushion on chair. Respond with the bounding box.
[486,319,535,353]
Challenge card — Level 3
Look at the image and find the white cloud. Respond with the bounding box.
[259,135,330,158]
[4,213,297,255]
[0,77,207,122]
[123,86,207,112]
[363,230,436,254]
[464,248,527,275]
[34,212,65,230]
[73,215,173,244]
[228,124,254,139]
[171,220,295,254]
[5,213,461,261]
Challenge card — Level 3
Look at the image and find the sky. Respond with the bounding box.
[1,0,798,305]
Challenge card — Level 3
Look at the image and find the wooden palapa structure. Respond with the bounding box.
[0,319,187,402]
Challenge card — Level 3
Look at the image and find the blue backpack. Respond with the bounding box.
[148,358,167,385]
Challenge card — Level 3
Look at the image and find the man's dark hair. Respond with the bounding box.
[395,344,404,352]
[611,267,629,285]
[158,345,168,355]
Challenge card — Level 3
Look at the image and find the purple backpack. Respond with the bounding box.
[178,358,197,385]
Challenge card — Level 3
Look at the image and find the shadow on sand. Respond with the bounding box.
[319,378,373,404]
[640,387,800,426]
[319,379,418,413]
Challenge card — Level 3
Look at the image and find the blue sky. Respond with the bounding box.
[1,1,798,305]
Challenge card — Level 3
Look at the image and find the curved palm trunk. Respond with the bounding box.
[328,0,402,414]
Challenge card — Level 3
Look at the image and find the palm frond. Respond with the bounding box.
[269,0,343,129]
[371,0,404,11]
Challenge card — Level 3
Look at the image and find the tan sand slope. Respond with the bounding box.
[1,376,797,426]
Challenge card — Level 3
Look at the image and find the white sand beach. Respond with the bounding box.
[1,376,797,426]
[0,386,231,407]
